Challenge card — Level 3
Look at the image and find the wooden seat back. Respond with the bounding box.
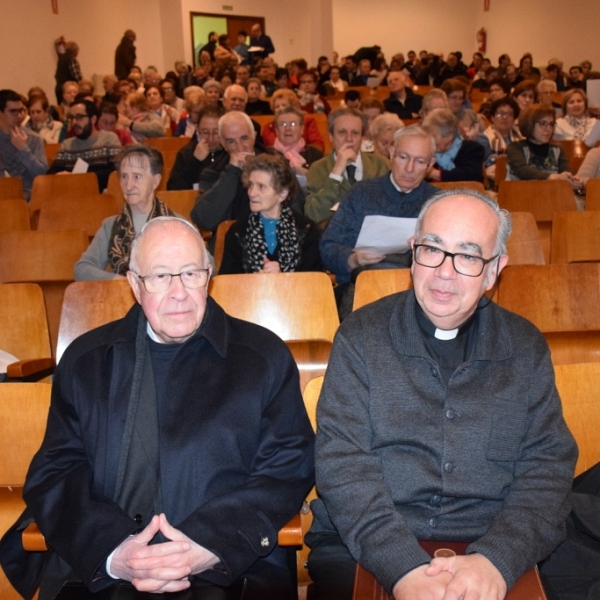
[29,173,99,228]
[506,212,545,266]
[353,269,413,311]
[497,263,600,364]
[155,189,198,221]
[143,136,190,154]
[0,199,31,234]
[0,177,24,200]
[554,362,600,476]
[498,179,577,262]
[0,229,90,356]
[37,193,121,238]
[213,219,236,273]
[286,340,331,393]
[550,210,600,264]
[43,142,60,166]
[432,181,486,193]
[585,179,600,211]
[57,280,136,362]
[105,170,125,205]
[553,139,589,172]
[209,272,339,341]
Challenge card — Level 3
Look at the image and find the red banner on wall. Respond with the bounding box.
[51,0,58,14]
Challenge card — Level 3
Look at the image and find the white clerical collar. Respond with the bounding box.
[434,327,459,340]
[389,173,416,194]
[146,322,164,343]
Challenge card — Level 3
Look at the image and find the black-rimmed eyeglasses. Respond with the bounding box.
[134,269,210,293]
[413,244,498,277]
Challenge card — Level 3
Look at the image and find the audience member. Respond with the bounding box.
[384,71,422,119]
[214,34,239,74]
[483,97,522,182]
[25,94,62,144]
[343,90,361,109]
[369,113,404,158]
[48,98,121,191]
[245,78,272,116]
[324,66,348,94]
[114,30,137,80]
[249,23,275,60]
[419,89,449,120]
[122,92,164,142]
[54,41,82,104]
[97,102,134,146]
[422,108,485,182]
[173,89,206,137]
[576,146,600,184]
[0,89,48,199]
[537,79,561,116]
[233,30,249,65]
[510,80,537,118]
[202,80,221,107]
[297,70,331,115]
[359,97,384,152]
[160,78,185,118]
[220,153,321,274]
[56,81,79,121]
[439,79,468,114]
[167,105,225,191]
[305,107,390,223]
[515,52,541,84]
[553,89,600,147]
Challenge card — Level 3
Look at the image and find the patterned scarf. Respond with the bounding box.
[108,197,174,275]
[273,136,306,170]
[243,206,300,273]
[565,116,591,141]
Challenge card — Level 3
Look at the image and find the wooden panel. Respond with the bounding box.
[353,269,412,311]
[432,181,486,193]
[555,362,600,476]
[57,280,136,363]
[585,179,600,211]
[144,136,190,154]
[286,341,331,394]
[0,488,29,599]
[212,219,235,272]
[0,199,30,234]
[209,272,339,341]
[550,210,600,264]
[0,176,24,200]
[312,113,332,155]
[507,212,545,266]
[105,170,125,205]
[156,189,198,222]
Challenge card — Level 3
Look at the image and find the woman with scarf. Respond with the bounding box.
[272,106,323,194]
[75,146,175,281]
[219,153,321,274]
[553,89,600,148]
[506,105,583,192]
[422,108,485,183]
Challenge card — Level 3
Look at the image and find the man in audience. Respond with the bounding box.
[235,65,251,87]
[200,31,218,62]
[320,125,438,285]
[234,30,249,65]
[222,84,262,141]
[97,102,134,146]
[48,98,121,191]
[0,89,48,200]
[307,188,577,600]
[1,216,314,600]
[167,105,225,190]
[114,30,137,80]
[384,71,423,120]
[305,107,389,224]
[249,23,275,60]
[57,81,79,121]
[350,60,372,87]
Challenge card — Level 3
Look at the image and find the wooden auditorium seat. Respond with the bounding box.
[0,382,52,600]
[497,179,577,262]
[0,229,90,357]
[432,180,486,193]
[554,362,600,477]
[0,176,24,200]
[506,212,545,266]
[553,139,589,173]
[143,136,190,154]
[37,194,121,239]
[585,178,600,211]
[56,280,136,362]
[105,170,125,205]
[28,172,99,228]
[550,210,600,264]
[353,268,413,311]
[0,283,54,380]
[155,189,198,221]
[497,263,600,364]
[212,219,236,273]
[209,272,339,342]
[0,199,31,234]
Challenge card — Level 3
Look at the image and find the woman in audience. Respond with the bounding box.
[324,66,348,94]
[553,89,600,147]
[420,89,449,121]
[202,80,221,107]
[174,89,206,137]
[214,34,239,73]
[359,97,385,152]
[25,94,62,144]
[144,85,179,132]
[478,78,511,119]
[511,80,537,119]
[74,146,175,281]
[515,53,541,84]
[369,113,404,158]
[482,97,522,181]
[422,108,485,182]
[297,69,331,115]
[261,89,324,151]
[576,147,600,184]
[507,105,583,192]
[123,92,165,142]
[440,78,468,115]
[272,107,323,183]
[219,153,321,274]
[245,78,272,116]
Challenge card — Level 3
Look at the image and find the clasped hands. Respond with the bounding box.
[393,553,507,600]
[110,513,219,593]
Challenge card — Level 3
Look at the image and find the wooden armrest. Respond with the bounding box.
[277,512,303,546]
[7,358,56,380]
[22,521,48,551]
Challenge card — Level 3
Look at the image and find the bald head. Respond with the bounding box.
[223,84,248,112]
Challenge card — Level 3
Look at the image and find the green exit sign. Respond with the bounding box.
[222,5,233,10]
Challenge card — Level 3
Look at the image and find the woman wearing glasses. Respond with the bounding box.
[553,89,600,148]
[75,146,177,281]
[219,153,321,274]
[506,105,583,191]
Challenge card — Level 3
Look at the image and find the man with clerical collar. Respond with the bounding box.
[319,125,439,286]
[304,107,389,224]
[1,217,314,600]
[306,189,577,600]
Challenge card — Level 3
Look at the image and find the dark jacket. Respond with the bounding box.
[433,139,485,183]
[383,89,423,120]
[0,300,314,598]
[167,138,227,191]
[114,37,136,79]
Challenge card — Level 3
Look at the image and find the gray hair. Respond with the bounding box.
[413,188,512,257]
[537,79,557,93]
[393,124,437,155]
[218,110,256,139]
[327,107,367,135]
[129,217,207,273]
[369,113,404,139]
[422,108,459,138]
[115,145,163,176]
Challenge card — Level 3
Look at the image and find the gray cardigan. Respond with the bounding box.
[310,290,577,592]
